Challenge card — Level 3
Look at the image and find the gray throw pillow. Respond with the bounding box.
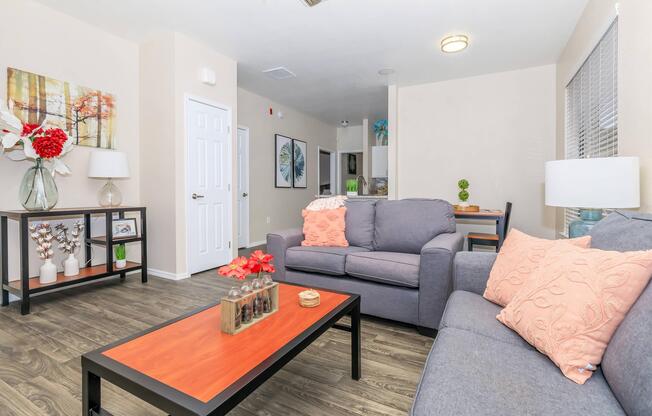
[344,200,377,250]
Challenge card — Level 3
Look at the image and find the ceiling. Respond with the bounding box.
[33,0,588,126]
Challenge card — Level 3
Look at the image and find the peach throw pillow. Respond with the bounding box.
[301,207,348,247]
[497,244,652,384]
[483,229,591,306]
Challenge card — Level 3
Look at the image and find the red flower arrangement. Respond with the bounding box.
[218,250,275,280]
[31,128,68,159]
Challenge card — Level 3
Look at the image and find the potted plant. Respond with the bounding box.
[346,179,358,197]
[114,244,127,269]
[458,179,470,207]
[29,222,57,284]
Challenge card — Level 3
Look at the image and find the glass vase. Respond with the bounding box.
[19,160,58,211]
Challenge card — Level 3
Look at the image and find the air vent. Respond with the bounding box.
[262,67,296,80]
[300,0,322,6]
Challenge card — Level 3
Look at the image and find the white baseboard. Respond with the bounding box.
[147,268,191,281]
[247,240,266,248]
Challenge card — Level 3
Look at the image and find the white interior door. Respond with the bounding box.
[187,98,232,274]
[237,127,250,248]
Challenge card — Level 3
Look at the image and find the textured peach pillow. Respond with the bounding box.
[301,207,348,247]
[483,229,591,307]
[497,244,652,384]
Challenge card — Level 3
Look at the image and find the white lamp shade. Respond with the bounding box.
[545,157,640,209]
[87,150,130,178]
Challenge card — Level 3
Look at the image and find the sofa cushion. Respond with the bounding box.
[344,199,376,250]
[439,291,532,349]
[589,211,652,252]
[345,251,420,288]
[374,199,455,254]
[411,328,624,416]
[286,246,369,276]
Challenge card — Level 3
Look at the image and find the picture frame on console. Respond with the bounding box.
[112,218,138,238]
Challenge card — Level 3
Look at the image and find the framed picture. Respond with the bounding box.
[275,134,293,188]
[112,218,138,238]
[348,154,357,174]
[292,139,307,188]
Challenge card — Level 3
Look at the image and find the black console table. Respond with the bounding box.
[0,207,147,315]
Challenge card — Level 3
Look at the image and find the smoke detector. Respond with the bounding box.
[262,67,296,80]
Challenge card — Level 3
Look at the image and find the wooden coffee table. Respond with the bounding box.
[81,283,361,415]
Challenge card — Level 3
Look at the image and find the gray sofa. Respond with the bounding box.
[267,199,464,332]
[411,211,652,416]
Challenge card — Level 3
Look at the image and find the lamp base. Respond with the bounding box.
[98,179,122,207]
[569,209,603,238]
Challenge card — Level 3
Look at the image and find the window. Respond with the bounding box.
[564,19,618,234]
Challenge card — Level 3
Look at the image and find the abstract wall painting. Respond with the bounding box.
[7,68,116,149]
[292,139,307,188]
[275,134,293,188]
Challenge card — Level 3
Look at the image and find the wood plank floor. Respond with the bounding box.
[0,270,433,416]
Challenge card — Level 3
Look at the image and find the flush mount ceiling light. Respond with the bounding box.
[262,67,296,80]
[378,68,395,76]
[440,34,469,53]
[300,0,323,7]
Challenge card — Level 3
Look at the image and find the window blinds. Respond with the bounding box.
[564,19,618,234]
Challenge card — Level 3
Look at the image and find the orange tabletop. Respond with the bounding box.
[102,284,351,403]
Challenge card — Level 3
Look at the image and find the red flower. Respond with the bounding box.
[21,123,42,137]
[247,250,275,275]
[217,256,251,280]
[31,128,68,159]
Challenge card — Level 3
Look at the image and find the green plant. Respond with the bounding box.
[114,244,126,261]
[346,179,358,192]
[457,179,470,202]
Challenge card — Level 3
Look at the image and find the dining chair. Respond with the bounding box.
[467,202,512,252]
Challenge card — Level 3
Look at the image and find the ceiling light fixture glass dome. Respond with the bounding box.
[440,35,469,53]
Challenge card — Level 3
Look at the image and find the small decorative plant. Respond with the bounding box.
[458,179,470,206]
[29,222,54,261]
[114,244,126,268]
[373,119,388,146]
[218,250,275,281]
[54,221,84,276]
[346,179,358,195]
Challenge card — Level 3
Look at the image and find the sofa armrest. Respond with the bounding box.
[418,232,464,329]
[452,251,497,295]
[266,228,303,281]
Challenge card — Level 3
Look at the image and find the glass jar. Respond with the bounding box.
[262,275,273,313]
[252,278,264,318]
[240,282,254,324]
[227,287,242,329]
[19,159,58,211]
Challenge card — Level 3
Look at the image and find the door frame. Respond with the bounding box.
[184,94,234,275]
[237,125,250,249]
[317,146,336,196]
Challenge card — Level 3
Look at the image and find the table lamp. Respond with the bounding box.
[545,157,640,237]
[88,150,130,207]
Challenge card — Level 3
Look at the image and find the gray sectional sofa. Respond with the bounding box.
[267,199,464,333]
[411,211,652,416]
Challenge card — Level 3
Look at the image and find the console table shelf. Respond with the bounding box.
[0,207,147,315]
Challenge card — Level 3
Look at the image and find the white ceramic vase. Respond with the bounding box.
[116,259,127,269]
[39,258,57,284]
[64,253,80,277]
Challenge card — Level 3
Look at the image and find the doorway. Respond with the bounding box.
[317,147,336,196]
[237,126,250,248]
[186,97,232,274]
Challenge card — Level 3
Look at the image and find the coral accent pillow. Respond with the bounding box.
[301,207,349,247]
[497,244,652,384]
[483,229,591,307]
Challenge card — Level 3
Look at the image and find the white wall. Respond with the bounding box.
[238,88,337,245]
[0,0,140,280]
[556,0,652,233]
[140,32,238,278]
[396,65,557,238]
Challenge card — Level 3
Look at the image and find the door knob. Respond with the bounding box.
[192,193,205,199]
[242,192,249,197]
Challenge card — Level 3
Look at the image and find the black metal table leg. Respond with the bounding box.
[19,217,30,315]
[351,299,361,380]
[1,216,8,307]
[84,213,91,267]
[118,212,126,281]
[82,362,102,416]
[105,212,113,275]
[140,208,147,283]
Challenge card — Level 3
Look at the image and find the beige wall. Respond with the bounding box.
[140,32,238,278]
[238,88,337,244]
[0,0,140,280]
[396,65,557,238]
[556,0,652,233]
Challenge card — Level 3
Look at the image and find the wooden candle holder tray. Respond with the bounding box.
[220,282,279,335]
